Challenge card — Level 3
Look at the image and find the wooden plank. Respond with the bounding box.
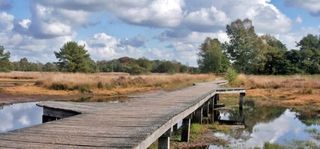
[0,80,245,148]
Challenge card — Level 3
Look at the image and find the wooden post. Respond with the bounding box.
[193,106,203,124]
[158,129,171,149]
[203,101,209,117]
[172,123,178,132]
[239,93,245,110]
[214,94,219,104]
[211,94,219,122]
[181,116,191,142]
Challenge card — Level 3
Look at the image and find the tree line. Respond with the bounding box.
[198,19,320,75]
[1,18,319,75]
[0,42,197,74]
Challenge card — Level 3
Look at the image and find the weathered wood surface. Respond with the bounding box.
[0,80,244,148]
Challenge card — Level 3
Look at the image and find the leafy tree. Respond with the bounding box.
[261,35,287,74]
[198,38,229,73]
[136,58,153,72]
[152,60,179,73]
[55,41,96,73]
[225,19,260,73]
[297,34,320,74]
[0,46,12,72]
[43,62,58,72]
[12,58,43,71]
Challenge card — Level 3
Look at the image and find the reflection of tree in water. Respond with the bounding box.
[221,104,286,133]
[243,106,285,132]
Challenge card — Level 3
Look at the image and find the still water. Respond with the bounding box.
[210,108,320,148]
[0,102,43,133]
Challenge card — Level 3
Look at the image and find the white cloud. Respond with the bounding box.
[295,16,303,24]
[0,12,14,31]
[278,26,320,50]
[213,0,292,34]
[32,0,184,28]
[18,19,31,29]
[184,6,229,32]
[116,0,184,27]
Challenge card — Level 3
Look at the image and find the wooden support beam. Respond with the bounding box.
[210,94,220,123]
[203,101,209,117]
[181,116,191,142]
[193,106,203,124]
[239,93,246,110]
[158,129,171,149]
[214,94,219,104]
[172,124,178,132]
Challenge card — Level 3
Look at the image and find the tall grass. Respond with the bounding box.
[237,74,320,89]
[0,72,215,92]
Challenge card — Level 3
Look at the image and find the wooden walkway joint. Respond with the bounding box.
[0,80,245,149]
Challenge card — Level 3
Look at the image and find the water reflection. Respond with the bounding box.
[0,102,43,133]
[211,109,320,148]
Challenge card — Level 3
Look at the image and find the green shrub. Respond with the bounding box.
[226,67,238,84]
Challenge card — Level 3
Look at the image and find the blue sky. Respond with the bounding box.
[0,0,319,66]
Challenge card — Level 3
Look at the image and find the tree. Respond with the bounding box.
[55,41,95,73]
[225,19,260,73]
[198,38,229,73]
[43,62,58,72]
[297,34,320,74]
[0,46,12,72]
[260,35,288,74]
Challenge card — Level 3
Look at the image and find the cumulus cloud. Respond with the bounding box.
[120,35,146,48]
[284,0,320,16]
[212,0,292,34]
[0,12,14,32]
[184,6,229,32]
[33,0,184,28]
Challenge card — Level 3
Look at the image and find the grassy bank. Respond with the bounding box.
[0,72,216,102]
[228,74,320,113]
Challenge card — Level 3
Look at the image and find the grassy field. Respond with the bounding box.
[0,71,216,103]
[229,74,320,115]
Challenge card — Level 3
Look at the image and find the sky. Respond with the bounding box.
[0,0,319,66]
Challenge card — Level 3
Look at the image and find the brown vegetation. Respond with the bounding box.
[0,72,216,103]
[233,74,320,113]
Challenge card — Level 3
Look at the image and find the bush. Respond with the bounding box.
[73,84,92,93]
[226,67,238,84]
[50,83,69,90]
[97,82,104,89]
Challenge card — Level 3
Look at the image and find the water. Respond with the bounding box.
[0,102,43,133]
[210,108,320,148]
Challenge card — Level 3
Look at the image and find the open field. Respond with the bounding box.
[0,71,216,104]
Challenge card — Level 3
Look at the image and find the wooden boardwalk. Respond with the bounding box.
[0,80,245,149]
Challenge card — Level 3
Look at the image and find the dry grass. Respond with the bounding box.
[234,74,320,109]
[236,74,320,89]
[0,72,216,98]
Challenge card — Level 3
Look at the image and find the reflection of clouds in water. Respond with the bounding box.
[19,115,31,126]
[0,102,43,133]
[246,109,307,147]
[212,109,320,148]
[0,111,14,132]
